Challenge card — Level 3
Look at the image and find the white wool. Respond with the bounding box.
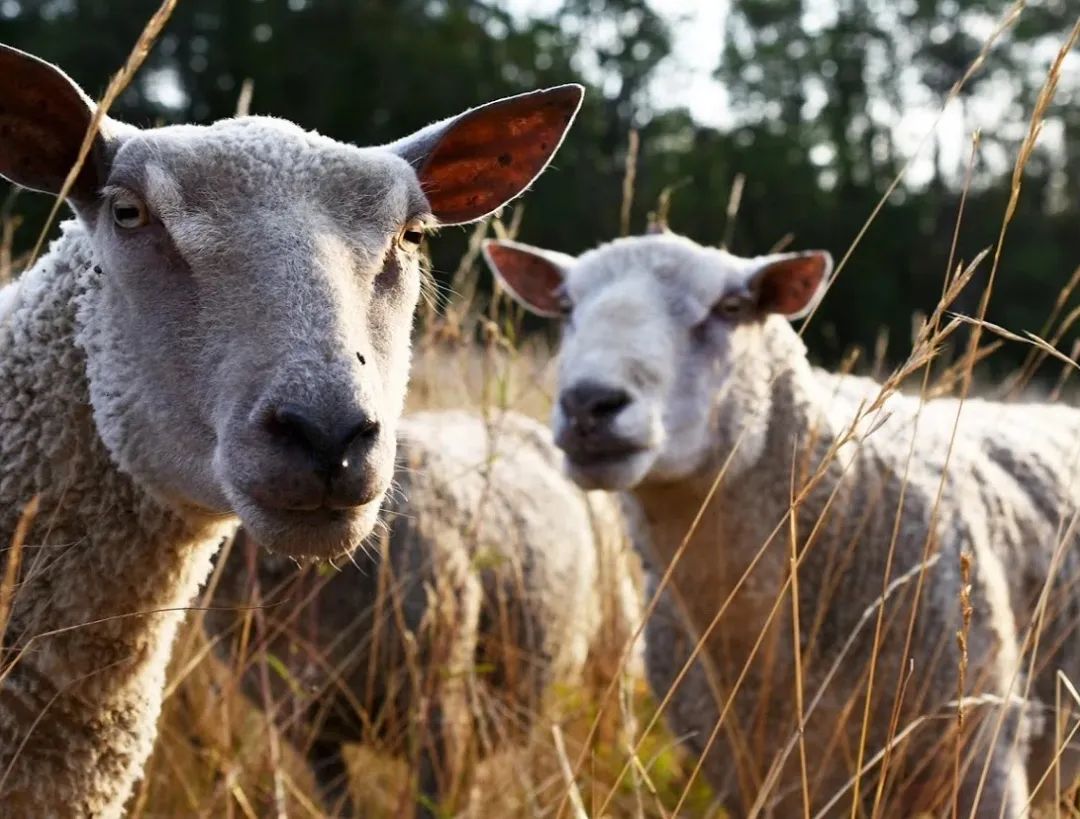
[0,280,19,324]
[0,228,236,816]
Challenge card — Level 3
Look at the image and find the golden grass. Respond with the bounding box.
[1,3,1079,818]
[558,7,1080,819]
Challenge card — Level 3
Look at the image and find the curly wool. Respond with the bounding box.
[635,317,1080,815]
[0,223,233,818]
[206,409,640,815]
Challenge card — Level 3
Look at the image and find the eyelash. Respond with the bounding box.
[689,295,749,342]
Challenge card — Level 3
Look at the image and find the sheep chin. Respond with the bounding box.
[231,493,384,559]
[563,448,656,490]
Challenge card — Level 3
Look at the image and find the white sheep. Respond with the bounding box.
[483,231,1080,817]
[205,409,641,817]
[0,43,582,817]
[0,281,18,322]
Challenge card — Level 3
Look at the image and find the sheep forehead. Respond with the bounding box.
[110,117,424,232]
[567,234,749,326]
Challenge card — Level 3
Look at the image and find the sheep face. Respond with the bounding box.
[483,233,832,491]
[0,45,582,558]
[77,121,428,558]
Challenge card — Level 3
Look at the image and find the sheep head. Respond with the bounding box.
[483,233,831,489]
[0,44,583,557]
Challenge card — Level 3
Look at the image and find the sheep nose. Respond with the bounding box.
[263,402,381,507]
[268,403,378,469]
[559,381,631,431]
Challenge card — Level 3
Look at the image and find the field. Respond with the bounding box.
[1,5,1080,818]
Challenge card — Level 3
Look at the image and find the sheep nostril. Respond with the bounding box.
[591,392,630,418]
[266,403,328,453]
[560,382,632,428]
[345,416,380,447]
[264,403,378,475]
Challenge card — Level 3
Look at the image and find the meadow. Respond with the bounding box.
[1,4,1079,818]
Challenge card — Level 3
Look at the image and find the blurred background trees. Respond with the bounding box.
[1,0,1076,376]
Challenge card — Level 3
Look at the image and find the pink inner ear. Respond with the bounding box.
[758,255,827,316]
[487,244,564,315]
[0,46,101,200]
[419,86,582,224]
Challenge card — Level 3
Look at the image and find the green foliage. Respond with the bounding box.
[715,0,1079,374]
[1,0,1076,378]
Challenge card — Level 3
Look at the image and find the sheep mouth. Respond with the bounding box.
[233,493,385,559]
[557,435,655,490]
[565,447,647,467]
[557,432,650,466]
[270,506,355,525]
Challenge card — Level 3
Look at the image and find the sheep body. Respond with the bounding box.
[0,44,581,815]
[207,409,640,816]
[818,368,1080,797]
[483,232,1080,816]
[0,226,235,817]
[641,363,1080,814]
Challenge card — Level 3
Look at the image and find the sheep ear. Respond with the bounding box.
[748,251,833,319]
[390,84,584,226]
[0,44,112,204]
[481,239,574,318]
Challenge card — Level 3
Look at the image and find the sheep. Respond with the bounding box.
[0,43,582,817]
[0,281,17,322]
[204,409,641,817]
[482,230,1080,817]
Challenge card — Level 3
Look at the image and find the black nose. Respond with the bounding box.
[266,402,379,475]
[559,381,632,430]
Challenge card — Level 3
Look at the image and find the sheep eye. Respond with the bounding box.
[111,193,149,229]
[397,221,424,250]
[712,295,748,321]
[552,286,575,324]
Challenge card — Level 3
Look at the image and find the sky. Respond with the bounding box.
[506,0,1077,189]
[600,0,731,127]
[507,0,731,125]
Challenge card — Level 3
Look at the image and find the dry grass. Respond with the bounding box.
[2,3,1079,818]
[120,319,718,819]
[555,7,1080,819]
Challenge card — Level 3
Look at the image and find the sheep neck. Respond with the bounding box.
[632,328,840,692]
[0,225,232,817]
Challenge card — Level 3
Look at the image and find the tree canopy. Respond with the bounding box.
[2,0,1076,377]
